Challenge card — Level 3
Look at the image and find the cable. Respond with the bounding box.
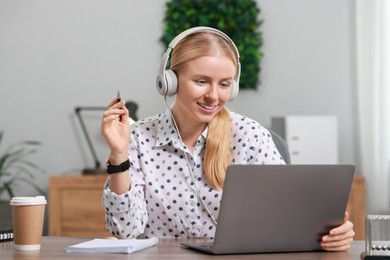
[164,97,218,226]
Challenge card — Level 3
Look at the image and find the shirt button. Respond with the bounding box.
[190,201,196,206]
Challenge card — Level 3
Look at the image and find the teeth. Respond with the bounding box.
[199,103,216,110]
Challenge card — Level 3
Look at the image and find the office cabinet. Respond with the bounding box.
[48,174,111,237]
[346,176,366,240]
[271,116,338,164]
[48,174,366,240]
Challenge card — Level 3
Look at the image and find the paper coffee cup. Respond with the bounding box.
[10,196,47,251]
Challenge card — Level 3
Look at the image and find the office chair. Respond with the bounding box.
[269,130,291,164]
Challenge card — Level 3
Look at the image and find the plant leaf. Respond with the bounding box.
[0,131,44,199]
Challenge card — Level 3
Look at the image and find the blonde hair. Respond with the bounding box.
[170,32,237,189]
[204,107,233,189]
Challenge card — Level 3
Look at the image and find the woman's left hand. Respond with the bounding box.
[321,212,355,251]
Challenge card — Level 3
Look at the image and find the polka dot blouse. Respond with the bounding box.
[102,109,285,239]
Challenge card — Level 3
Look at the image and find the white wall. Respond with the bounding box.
[0,0,358,200]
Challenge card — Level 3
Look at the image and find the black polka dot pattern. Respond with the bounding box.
[102,109,285,239]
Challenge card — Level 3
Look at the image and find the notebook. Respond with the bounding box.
[180,164,355,255]
[65,237,158,254]
[0,229,13,242]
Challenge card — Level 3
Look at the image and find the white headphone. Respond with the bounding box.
[156,26,241,101]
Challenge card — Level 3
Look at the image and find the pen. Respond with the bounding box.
[116,91,122,122]
[116,91,121,103]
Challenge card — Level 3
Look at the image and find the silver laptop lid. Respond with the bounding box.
[212,164,355,254]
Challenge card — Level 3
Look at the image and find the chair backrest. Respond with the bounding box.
[125,101,139,121]
[270,130,291,164]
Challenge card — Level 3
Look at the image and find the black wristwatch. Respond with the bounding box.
[106,159,130,174]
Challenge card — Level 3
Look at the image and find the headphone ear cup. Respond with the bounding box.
[229,81,239,101]
[164,69,178,97]
[156,74,167,96]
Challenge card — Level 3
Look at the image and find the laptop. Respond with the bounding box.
[180,164,355,254]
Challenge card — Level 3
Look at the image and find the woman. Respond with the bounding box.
[101,27,354,251]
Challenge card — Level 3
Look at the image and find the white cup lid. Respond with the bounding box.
[10,196,47,205]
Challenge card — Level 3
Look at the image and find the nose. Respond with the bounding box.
[205,84,218,100]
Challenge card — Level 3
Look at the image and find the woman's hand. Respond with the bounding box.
[101,98,131,164]
[321,212,355,251]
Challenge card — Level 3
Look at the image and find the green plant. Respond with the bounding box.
[0,131,45,199]
[161,0,263,90]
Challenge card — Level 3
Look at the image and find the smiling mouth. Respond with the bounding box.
[197,102,219,110]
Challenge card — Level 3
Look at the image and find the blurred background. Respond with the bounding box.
[0,0,388,219]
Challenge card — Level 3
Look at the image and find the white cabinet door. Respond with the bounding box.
[272,116,338,164]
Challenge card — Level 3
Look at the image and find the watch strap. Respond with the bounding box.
[106,159,130,174]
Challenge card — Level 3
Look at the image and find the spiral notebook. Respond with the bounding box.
[0,229,13,242]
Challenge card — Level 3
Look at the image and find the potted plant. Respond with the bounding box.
[0,130,46,229]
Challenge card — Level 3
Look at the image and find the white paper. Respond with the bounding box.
[65,237,158,254]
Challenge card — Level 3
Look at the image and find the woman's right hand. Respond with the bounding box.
[101,98,131,164]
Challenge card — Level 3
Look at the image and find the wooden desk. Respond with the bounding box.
[49,175,366,239]
[0,237,366,259]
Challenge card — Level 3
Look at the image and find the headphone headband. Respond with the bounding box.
[168,27,240,60]
[156,26,241,101]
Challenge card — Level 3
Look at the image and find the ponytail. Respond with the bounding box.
[204,108,233,189]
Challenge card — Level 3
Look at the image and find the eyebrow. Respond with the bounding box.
[193,74,233,81]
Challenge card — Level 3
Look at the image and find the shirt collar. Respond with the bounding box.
[155,109,208,150]
[155,109,181,149]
